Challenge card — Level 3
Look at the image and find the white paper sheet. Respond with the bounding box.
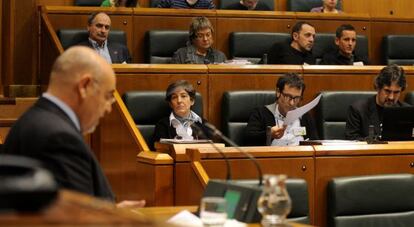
[167,210,247,227]
[284,94,322,125]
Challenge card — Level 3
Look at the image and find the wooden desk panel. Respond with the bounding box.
[313,144,414,227]
[174,146,315,223]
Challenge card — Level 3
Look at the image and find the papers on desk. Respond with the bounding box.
[160,138,212,144]
[284,94,322,125]
[167,210,246,227]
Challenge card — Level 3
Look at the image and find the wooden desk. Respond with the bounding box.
[134,205,314,227]
[0,190,154,226]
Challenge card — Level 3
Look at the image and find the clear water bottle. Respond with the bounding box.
[257,174,292,227]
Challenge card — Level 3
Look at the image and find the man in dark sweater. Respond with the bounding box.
[266,21,316,65]
[320,24,369,65]
[245,73,318,146]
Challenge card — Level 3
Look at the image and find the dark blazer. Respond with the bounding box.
[245,104,319,146]
[77,40,132,64]
[345,95,409,140]
[152,116,214,147]
[1,97,115,201]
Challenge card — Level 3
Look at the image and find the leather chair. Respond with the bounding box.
[328,174,414,227]
[219,0,274,10]
[150,0,160,7]
[222,91,275,146]
[383,35,414,65]
[74,0,102,6]
[122,91,203,150]
[235,178,310,224]
[313,34,369,64]
[313,33,336,64]
[287,0,342,12]
[229,32,290,64]
[57,29,127,50]
[404,91,414,105]
[315,91,376,139]
[145,30,189,63]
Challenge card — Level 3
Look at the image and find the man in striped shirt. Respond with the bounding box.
[156,0,215,9]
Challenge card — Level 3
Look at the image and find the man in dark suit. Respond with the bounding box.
[345,65,408,140]
[78,12,131,64]
[2,46,143,208]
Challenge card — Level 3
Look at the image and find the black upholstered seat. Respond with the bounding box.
[315,91,376,139]
[229,32,289,64]
[57,29,127,50]
[122,91,203,150]
[219,0,274,10]
[221,91,275,146]
[404,92,414,105]
[287,0,342,12]
[234,178,310,224]
[328,174,414,227]
[145,30,189,63]
[383,35,414,65]
[74,0,102,6]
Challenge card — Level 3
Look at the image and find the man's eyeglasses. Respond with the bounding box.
[280,92,302,103]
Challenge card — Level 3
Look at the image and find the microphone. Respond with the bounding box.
[191,123,232,181]
[203,122,263,186]
[194,122,265,223]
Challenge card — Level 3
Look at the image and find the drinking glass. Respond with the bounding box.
[200,197,227,226]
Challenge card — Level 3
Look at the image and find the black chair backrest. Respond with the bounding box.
[313,33,336,64]
[74,0,102,6]
[57,29,127,50]
[235,178,310,224]
[145,30,189,63]
[229,32,290,64]
[222,91,275,146]
[122,91,203,150]
[328,174,414,227]
[383,35,414,65]
[315,91,376,139]
[150,0,160,7]
[287,0,342,12]
[404,92,414,105]
[219,0,274,10]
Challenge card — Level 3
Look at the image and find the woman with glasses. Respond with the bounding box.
[245,73,319,146]
[171,17,226,64]
[153,80,214,145]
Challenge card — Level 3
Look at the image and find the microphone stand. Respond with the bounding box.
[192,123,232,181]
[204,123,263,186]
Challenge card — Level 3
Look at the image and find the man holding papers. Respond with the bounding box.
[245,73,319,146]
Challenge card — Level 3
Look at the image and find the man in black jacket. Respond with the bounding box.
[320,24,369,65]
[345,64,408,140]
[78,12,131,64]
[2,47,142,208]
[245,73,318,146]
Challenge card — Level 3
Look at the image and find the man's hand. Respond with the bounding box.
[116,200,146,209]
[271,125,287,139]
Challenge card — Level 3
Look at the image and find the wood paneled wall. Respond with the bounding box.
[2,0,414,95]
